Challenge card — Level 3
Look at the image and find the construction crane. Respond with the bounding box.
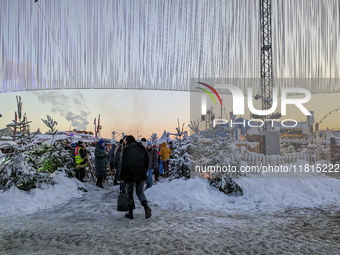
[260,0,273,131]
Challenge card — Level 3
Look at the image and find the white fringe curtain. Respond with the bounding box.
[1,0,339,93]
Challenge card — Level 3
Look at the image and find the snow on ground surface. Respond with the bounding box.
[0,172,84,217]
[0,180,339,254]
[146,160,340,212]
[146,174,340,212]
[0,160,340,254]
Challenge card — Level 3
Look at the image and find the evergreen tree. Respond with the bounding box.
[0,100,75,191]
[8,96,35,145]
[169,136,190,180]
[190,128,244,196]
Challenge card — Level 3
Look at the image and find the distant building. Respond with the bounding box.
[0,127,12,136]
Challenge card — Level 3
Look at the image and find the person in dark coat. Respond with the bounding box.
[113,138,125,187]
[153,144,160,181]
[95,139,108,188]
[109,142,118,185]
[146,141,158,188]
[120,135,151,219]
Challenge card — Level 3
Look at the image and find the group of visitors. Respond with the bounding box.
[71,136,173,220]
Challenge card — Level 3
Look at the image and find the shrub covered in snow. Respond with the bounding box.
[0,143,53,191]
[0,140,76,191]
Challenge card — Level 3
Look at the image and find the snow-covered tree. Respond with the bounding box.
[41,115,58,135]
[190,129,244,195]
[0,144,53,191]
[7,96,35,145]
[0,139,76,191]
[169,136,190,180]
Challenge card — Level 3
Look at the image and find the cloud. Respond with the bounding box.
[34,91,89,130]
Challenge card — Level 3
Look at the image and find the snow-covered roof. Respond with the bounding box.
[326,130,340,139]
[247,127,259,135]
[0,127,12,136]
[198,124,230,139]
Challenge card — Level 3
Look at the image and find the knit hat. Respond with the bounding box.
[141,138,147,142]
[147,141,152,146]
[98,139,105,145]
[153,144,157,148]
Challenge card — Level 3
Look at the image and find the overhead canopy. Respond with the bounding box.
[1,1,339,93]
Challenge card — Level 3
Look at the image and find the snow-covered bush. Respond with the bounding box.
[0,144,53,191]
[208,177,243,196]
[190,131,245,196]
[0,139,76,191]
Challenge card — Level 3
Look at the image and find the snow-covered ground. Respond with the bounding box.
[0,172,84,217]
[0,180,339,254]
[145,174,340,212]
[0,167,340,254]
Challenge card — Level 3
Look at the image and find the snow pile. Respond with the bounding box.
[146,165,340,212]
[146,178,227,211]
[0,172,84,217]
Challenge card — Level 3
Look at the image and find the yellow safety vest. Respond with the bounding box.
[75,146,87,168]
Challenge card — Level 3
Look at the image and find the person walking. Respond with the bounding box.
[113,138,125,189]
[159,142,172,177]
[146,141,158,188]
[120,135,151,219]
[75,141,87,182]
[95,139,108,188]
[153,144,160,181]
[109,142,118,185]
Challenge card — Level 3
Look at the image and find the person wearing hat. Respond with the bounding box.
[145,141,158,188]
[120,135,152,219]
[75,141,87,182]
[95,139,108,188]
[141,138,147,148]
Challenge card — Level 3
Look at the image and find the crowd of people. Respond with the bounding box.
[68,136,173,220]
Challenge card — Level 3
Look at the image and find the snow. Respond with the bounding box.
[0,172,84,217]
[236,141,259,148]
[146,165,340,212]
[0,140,17,147]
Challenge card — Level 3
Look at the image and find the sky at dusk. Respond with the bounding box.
[0,89,190,139]
[1,89,340,140]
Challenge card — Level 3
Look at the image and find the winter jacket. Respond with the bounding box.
[109,143,117,163]
[75,146,87,168]
[113,144,123,179]
[120,141,149,183]
[146,147,158,170]
[159,142,172,161]
[95,142,108,177]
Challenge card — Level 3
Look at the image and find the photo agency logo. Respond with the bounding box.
[196,82,312,128]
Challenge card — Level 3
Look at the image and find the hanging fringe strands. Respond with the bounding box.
[1,0,340,93]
